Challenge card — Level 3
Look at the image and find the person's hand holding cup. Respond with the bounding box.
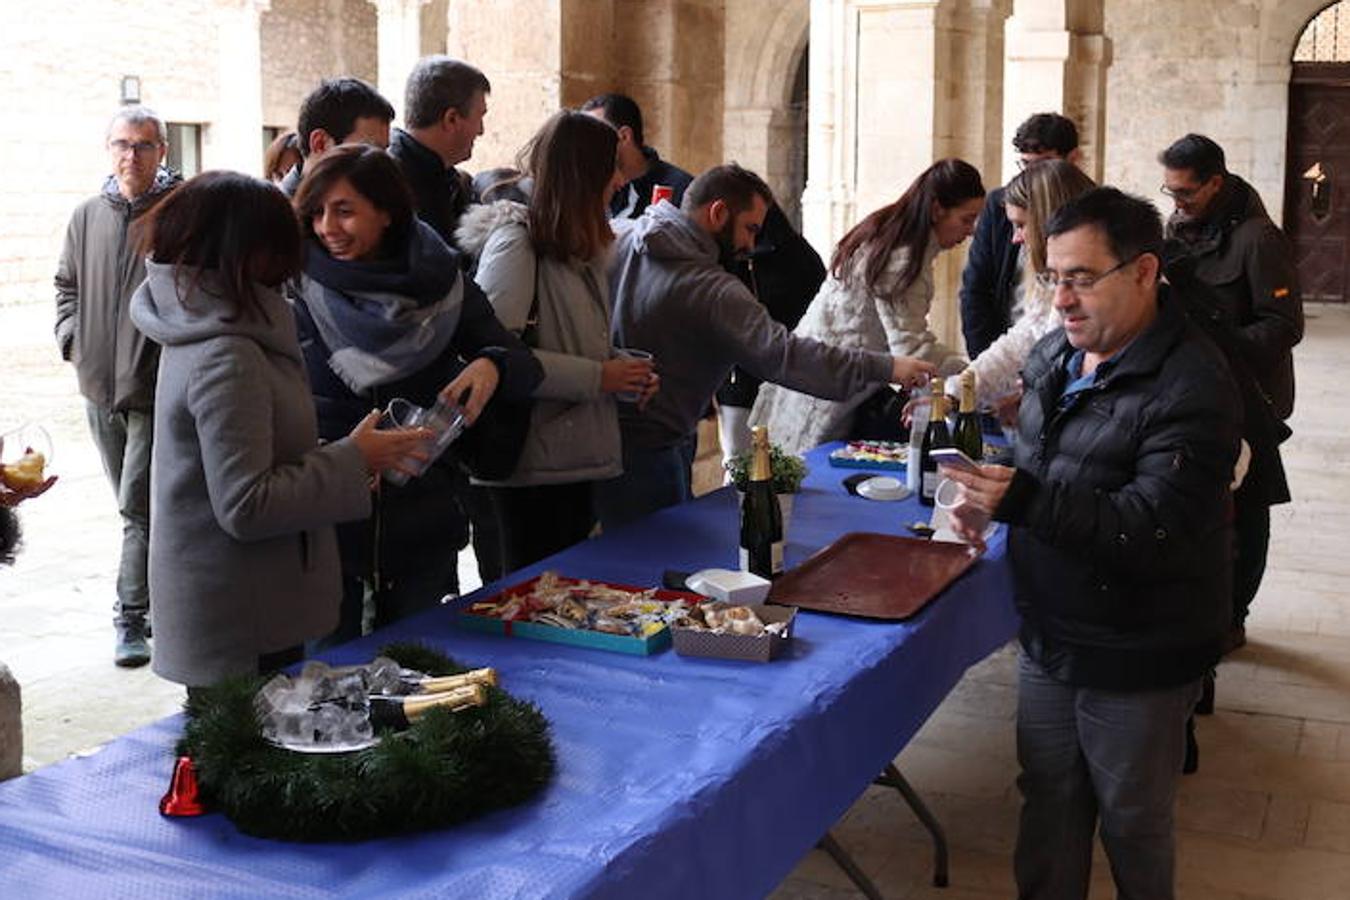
[935,462,1015,554]
[604,349,656,404]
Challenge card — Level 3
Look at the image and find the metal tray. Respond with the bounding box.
[767,532,978,620]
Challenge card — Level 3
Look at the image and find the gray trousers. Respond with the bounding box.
[1014,653,1200,900]
[85,402,152,626]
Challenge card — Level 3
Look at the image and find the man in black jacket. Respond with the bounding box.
[959,113,1080,357]
[580,93,693,220]
[389,56,489,252]
[1160,133,1301,650]
[944,188,1241,900]
[280,77,395,197]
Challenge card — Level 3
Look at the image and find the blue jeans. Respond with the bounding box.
[85,402,152,626]
[594,435,697,531]
[1014,653,1200,900]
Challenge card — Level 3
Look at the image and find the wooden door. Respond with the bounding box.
[1285,64,1350,303]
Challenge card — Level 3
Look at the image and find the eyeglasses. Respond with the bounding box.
[1159,183,1202,201]
[1035,254,1141,294]
[109,139,161,156]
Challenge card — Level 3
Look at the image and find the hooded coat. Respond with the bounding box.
[457,200,623,486]
[608,202,895,451]
[131,262,370,686]
[54,169,181,411]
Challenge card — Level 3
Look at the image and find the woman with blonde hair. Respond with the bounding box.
[950,159,1097,412]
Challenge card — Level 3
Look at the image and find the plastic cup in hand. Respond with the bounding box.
[614,348,655,402]
[379,397,466,486]
[934,477,991,543]
[0,422,54,491]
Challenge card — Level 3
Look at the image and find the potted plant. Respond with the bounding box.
[725,443,808,535]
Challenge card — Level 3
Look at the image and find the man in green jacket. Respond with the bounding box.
[54,106,181,667]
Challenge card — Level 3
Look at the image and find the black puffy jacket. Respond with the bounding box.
[996,288,1242,691]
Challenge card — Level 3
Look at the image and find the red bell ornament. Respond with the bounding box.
[159,755,206,817]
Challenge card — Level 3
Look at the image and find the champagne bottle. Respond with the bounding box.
[919,377,952,507]
[952,370,984,463]
[739,426,783,577]
[368,684,486,730]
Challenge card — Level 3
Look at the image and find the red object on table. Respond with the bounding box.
[650,184,674,206]
[159,755,206,817]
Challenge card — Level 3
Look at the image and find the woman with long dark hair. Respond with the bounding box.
[751,158,985,454]
[129,171,428,686]
[457,109,657,571]
[291,144,542,646]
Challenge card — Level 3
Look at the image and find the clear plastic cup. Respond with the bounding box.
[934,477,991,542]
[379,397,466,486]
[614,348,655,402]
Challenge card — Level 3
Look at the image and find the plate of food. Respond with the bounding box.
[457,571,703,655]
[828,440,909,471]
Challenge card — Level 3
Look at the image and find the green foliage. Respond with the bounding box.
[176,643,555,842]
[725,444,808,494]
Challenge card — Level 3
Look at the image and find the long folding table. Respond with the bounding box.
[0,443,1017,898]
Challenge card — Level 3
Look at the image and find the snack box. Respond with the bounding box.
[828,440,909,471]
[672,604,797,663]
[456,574,703,657]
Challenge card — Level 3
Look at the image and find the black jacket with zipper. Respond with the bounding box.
[996,287,1242,691]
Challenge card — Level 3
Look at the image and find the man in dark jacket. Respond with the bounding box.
[1160,133,1302,649]
[944,188,1241,900]
[388,56,489,251]
[580,93,693,220]
[54,106,182,667]
[280,77,395,197]
[959,113,1080,357]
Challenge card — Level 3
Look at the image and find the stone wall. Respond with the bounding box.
[0,0,219,307]
[261,0,379,133]
[1101,0,1329,225]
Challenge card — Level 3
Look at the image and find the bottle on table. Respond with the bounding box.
[918,376,952,507]
[905,385,931,495]
[739,426,783,578]
[952,369,983,463]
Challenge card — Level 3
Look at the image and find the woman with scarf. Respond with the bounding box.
[456,110,656,571]
[749,159,984,455]
[292,144,542,646]
[128,171,430,686]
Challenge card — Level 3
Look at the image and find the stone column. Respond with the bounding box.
[1002,0,1110,183]
[368,0,431,123]
[0,663,20,781]
[214,0,270,175]
[802,0,854,258]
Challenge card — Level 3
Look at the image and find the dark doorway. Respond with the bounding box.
[1285,63,1350,302]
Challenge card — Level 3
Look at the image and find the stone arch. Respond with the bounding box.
[723,0,811,223]
[1268,0,1345,64]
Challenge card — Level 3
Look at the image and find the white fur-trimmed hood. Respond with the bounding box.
[456,199,528,257]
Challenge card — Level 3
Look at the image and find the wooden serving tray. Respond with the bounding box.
[767,532,977,620]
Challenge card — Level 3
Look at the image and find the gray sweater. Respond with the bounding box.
[608,203,893,450]
[131,262,370,686]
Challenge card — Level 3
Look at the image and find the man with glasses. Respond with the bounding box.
[942,188,1241,900]
[960,112,1081,357]
[1159,133,1301,653]
[54,106,181,667]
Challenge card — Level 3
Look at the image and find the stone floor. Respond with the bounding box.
[2,301,1348,898]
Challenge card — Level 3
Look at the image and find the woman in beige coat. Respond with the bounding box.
[457,111,658,571]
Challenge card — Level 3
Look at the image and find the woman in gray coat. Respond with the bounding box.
[457,111,657,571]
[130,172,429,687]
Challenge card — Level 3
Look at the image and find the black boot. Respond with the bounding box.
[115,619,151,668]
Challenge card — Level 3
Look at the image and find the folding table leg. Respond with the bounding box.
[817,832,885,900]
[874,763,949,887]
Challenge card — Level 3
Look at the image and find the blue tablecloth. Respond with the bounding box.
[0,444,1017,899]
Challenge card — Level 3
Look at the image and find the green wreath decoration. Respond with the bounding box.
[176,642,556,841]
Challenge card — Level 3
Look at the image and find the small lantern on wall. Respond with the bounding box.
[120,75,141,106]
